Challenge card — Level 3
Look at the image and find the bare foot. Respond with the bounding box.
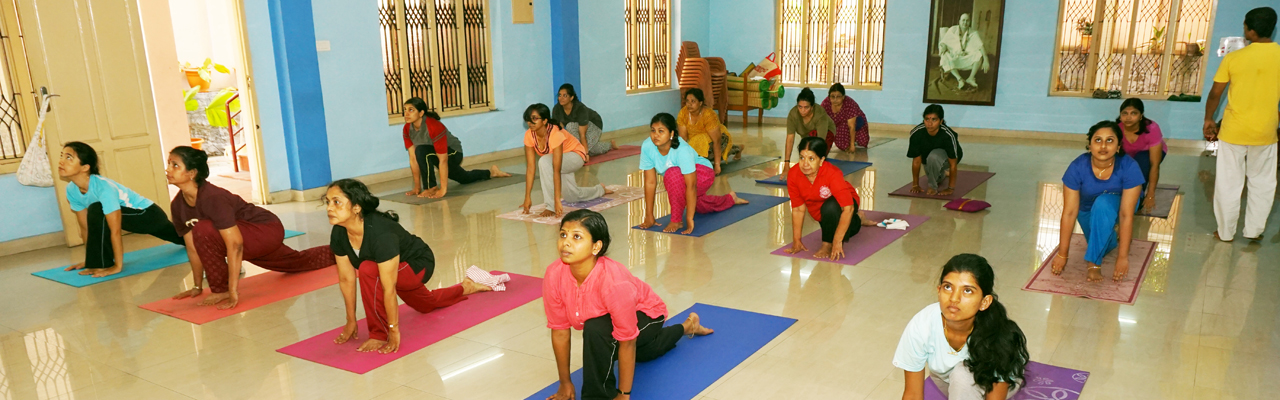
[925,188,938,195]
[965,77,979,88]
[728,191,750,205]
[610,140,620,150]
[199,292,231,306]
[537,209,558,218]
[461,278,493,295]
[681,312,715,336]
[357,338,388,352]
[490,165,512,178]
[1085,265,1104,282]
[602,185,615,195]
[813,242,834,259]
[91,265,122,278]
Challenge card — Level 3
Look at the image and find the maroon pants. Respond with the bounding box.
[358,260,467,341]
[191,219,335,293]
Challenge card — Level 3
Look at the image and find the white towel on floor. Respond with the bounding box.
[465,265,510,291]
[878,218,910,231]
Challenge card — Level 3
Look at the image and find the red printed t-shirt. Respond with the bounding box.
[542,256,668,341]
[787,161,859,222]
[524,125,588,160]
[170,182,279,236]
[402,119,462,155]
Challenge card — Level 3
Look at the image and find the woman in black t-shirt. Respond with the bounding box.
[324,178,493,354]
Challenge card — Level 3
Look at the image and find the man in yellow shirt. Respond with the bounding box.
[1203,7,1280,242]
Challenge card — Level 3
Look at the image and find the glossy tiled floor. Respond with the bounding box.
[1,125,1276,400]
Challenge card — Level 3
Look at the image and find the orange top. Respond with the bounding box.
[524,125,588,160]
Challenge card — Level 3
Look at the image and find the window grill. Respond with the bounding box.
[379,0,493,118]
[625,0,671,92]
[777,0,886,88]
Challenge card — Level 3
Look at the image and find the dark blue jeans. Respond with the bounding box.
[1131,150,1163,195]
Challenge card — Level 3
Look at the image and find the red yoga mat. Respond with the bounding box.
[276,272,543,374]
[888,171,995,200]
[1022,234,1156,305]
[138,266,338,324]
[583,145,641,166]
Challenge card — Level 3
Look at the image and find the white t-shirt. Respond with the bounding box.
[892,302,968,383]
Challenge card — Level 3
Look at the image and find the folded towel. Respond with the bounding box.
[878,218,910,231]
[465,265,510,292]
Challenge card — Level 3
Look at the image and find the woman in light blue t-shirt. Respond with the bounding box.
[636,113,748,234]
[58,142,183,277]
[1053,121,1145,283]
[893,254,1028,400]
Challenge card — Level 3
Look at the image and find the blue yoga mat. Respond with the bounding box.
[755,159,872,185]
[33,230,305,288]
[631,193,787,237]
[525,303,796,400]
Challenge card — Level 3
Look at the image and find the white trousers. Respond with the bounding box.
[1213,141,1277,240]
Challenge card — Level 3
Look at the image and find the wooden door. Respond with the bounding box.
[16,0,169,246]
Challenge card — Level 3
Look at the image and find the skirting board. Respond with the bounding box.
[0,231,65,257]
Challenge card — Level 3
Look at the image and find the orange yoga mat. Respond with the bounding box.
[139,266,337,324]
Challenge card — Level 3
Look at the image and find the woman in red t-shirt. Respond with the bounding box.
[784,137,875,261]
[401,97,511,198]
[166,147,336,310]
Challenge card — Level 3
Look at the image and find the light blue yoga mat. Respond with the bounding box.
[755,159,872,185]
[631,193,788,237]
[525,303,796,400]
[32,230,305,288]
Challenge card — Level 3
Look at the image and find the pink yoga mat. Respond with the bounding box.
[1022,234,1155,305]
[770,211,929,266]
[584,145,641,166]
[139,266,337,324]
[888,171,995,200]
[277,272,542,374]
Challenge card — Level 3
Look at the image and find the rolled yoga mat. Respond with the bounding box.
[498,185,647,225]
[1134,184,1178,219]
[924,361,1091,400]
[631,193,788,237]
[377,173,526,205]
[32,230,305,288]
[716,155,779,175]
[755,159,872,185]
[139,265,337,324]
[1022,234,1156,305]
[525,303,797,400]
[769,211,929,266]
[888,171,995,200]
[583,145,642,166]
[277,272,542,374]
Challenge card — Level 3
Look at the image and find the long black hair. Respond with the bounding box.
[798,136,829,159]
[558,83,578,102]
[1087,120,1126,157]
[561,209,611,256]
[940,254,1028,394]
[524,103,560,128]
[64,141,99,175]
[796,87,816,106]
[650,112,681,149]
[327,178,399,222]
[405,97,430,115]
[170,146,210,185]
[1115,98,1153,135]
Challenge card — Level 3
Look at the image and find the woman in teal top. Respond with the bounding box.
[58,141,183,277]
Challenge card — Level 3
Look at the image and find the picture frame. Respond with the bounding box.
[922,0,1007,106]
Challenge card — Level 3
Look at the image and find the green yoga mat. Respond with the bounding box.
[717,155,779,175]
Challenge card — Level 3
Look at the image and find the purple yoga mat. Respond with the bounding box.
[889,171,995,200]
[562,196,613,209]
[276,272,542,374]
[770,211,929,265]
[924,361,1090,400]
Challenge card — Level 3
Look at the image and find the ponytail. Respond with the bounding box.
[328,179,399,222]
[650,112,681,149]
[939,254,1028,393]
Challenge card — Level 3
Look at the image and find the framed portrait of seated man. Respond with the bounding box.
[922,0,1006,106]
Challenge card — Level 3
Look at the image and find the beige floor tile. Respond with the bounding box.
[405,347,560,400]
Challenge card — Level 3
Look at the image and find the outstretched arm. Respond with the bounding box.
[1203,82,1227,140]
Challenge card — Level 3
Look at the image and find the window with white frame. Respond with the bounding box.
[378,0,494,119]
[625,0,671,92]
[1050,0,1214,97]
[776,0,886,88]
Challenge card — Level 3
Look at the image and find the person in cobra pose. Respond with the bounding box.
[519,103,611,218]
[637,113,749,234]
[401,97,510,198]
[553,83,618,156]
[1051,121,1144,283]
[677,88,741,175]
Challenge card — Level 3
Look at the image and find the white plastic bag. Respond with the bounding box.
[16,95,56,187]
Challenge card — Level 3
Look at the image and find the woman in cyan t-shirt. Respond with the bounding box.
[58,141,183,278]
[1115,98,1167,212]
[1053,121,1145,282]
[637,113,749,234]
[894,254,1028,400]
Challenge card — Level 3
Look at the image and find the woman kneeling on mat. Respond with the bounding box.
[638,113,749,234]
[678,88,741,174]
[59,141,184,277]
[402,97,510,198]
[325,179,491,353]
[783,136,875,261]
[1053,121,1144,282]
[554,83,618,156]
[783,88,837,180]
[167,147,336,309]
[1115,98,1166,213]
[520,103,611,218]
[821,83,870,150]
[544,210,714,400]
[895,254,1028,400]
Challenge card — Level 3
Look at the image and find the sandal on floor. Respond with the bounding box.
[1213,231,1233,242]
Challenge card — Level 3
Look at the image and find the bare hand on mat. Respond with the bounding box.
[784,241,809,254]
[334,323,358,344]
[172,288,203,300]
[909,184,923,194]
[520,200,533,215]
[547,382,576,400]
[1050,251,1068,275]
[64,262,85,271]
[638,215,657,229]
[1112,257,1129,282]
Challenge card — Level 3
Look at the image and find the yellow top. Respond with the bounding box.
[1213,42,1280,146]
[677,106,732,159]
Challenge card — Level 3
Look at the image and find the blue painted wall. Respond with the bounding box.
[0,175,62,242]
[551,0,581,100]
[680,0,710,48]
[706,0,1264,140]
[245,0,295,193]
[269,0,333,190]
[578,0,682,132]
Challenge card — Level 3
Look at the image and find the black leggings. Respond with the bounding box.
[819,196,861,244]
[414,145,491,189]
[85,203,184,269]
[581,311,684,399]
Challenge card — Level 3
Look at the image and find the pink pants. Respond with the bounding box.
[664,164,735,222]
[191,219,335,293]
[358,260,467,341]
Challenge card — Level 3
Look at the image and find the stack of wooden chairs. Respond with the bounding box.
[676,41,728,123]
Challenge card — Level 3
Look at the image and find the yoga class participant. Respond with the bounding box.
[1053,121,1144,282]
[166,146,336,310]
[520,103,610,218]
[58,141,183,278]
[401,97,510,198]
[906,104,964,195]
[677,88,741,174]
[324,179,491,353]
[895,254,1029,400]
[1115,98,1168,212]
[553,83,618,156]
[638,113,749,234]
[783,136,875,261]
[544,210,714,400]
[821,83,870,150]
[782,88,837,181]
